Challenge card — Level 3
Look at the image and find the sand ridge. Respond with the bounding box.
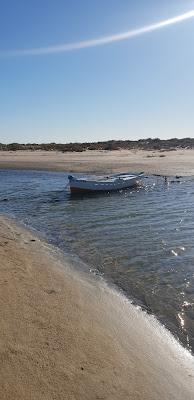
[1,148,194,175]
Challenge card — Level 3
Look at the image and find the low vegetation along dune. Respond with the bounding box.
[1,137,194,152]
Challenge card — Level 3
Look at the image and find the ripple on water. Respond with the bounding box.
[1,170,194,352]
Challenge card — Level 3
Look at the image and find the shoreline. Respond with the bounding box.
[0,215,194,399]
[1,148,194,175]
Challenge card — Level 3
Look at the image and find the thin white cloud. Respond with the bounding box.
[1,10,194,58]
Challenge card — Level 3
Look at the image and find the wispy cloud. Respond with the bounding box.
[1,10,194,58]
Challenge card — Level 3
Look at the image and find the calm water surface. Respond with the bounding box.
[1,169,194,352]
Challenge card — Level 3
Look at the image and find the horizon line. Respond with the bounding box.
[1,137,194,145]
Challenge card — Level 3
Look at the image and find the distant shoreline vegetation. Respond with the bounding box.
[1,138,194,152]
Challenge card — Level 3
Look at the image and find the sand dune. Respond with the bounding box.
[0,215,194,399]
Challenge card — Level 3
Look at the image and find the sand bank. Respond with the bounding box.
[0,216,194,399]
[1,149,194,175]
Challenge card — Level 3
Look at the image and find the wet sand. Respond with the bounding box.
[1,148,194,175]
[0,215,194,399]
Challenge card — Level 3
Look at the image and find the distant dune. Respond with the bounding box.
[1,138,194,152]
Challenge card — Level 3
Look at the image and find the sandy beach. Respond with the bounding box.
[0,215,194,399]
[1,151,194,399]
[1,148,194,175]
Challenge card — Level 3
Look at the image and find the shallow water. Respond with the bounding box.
[1,169,194,352]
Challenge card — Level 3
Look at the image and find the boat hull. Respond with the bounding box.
[69,176,140,193]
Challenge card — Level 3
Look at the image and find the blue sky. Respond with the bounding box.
[0,0,194,143]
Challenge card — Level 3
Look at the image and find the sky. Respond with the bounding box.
[0,0,194,144]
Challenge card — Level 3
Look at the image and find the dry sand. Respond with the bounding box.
[0,215,194,400]
[1,148,194,175]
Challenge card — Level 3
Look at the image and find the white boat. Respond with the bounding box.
[68,172,143,194]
